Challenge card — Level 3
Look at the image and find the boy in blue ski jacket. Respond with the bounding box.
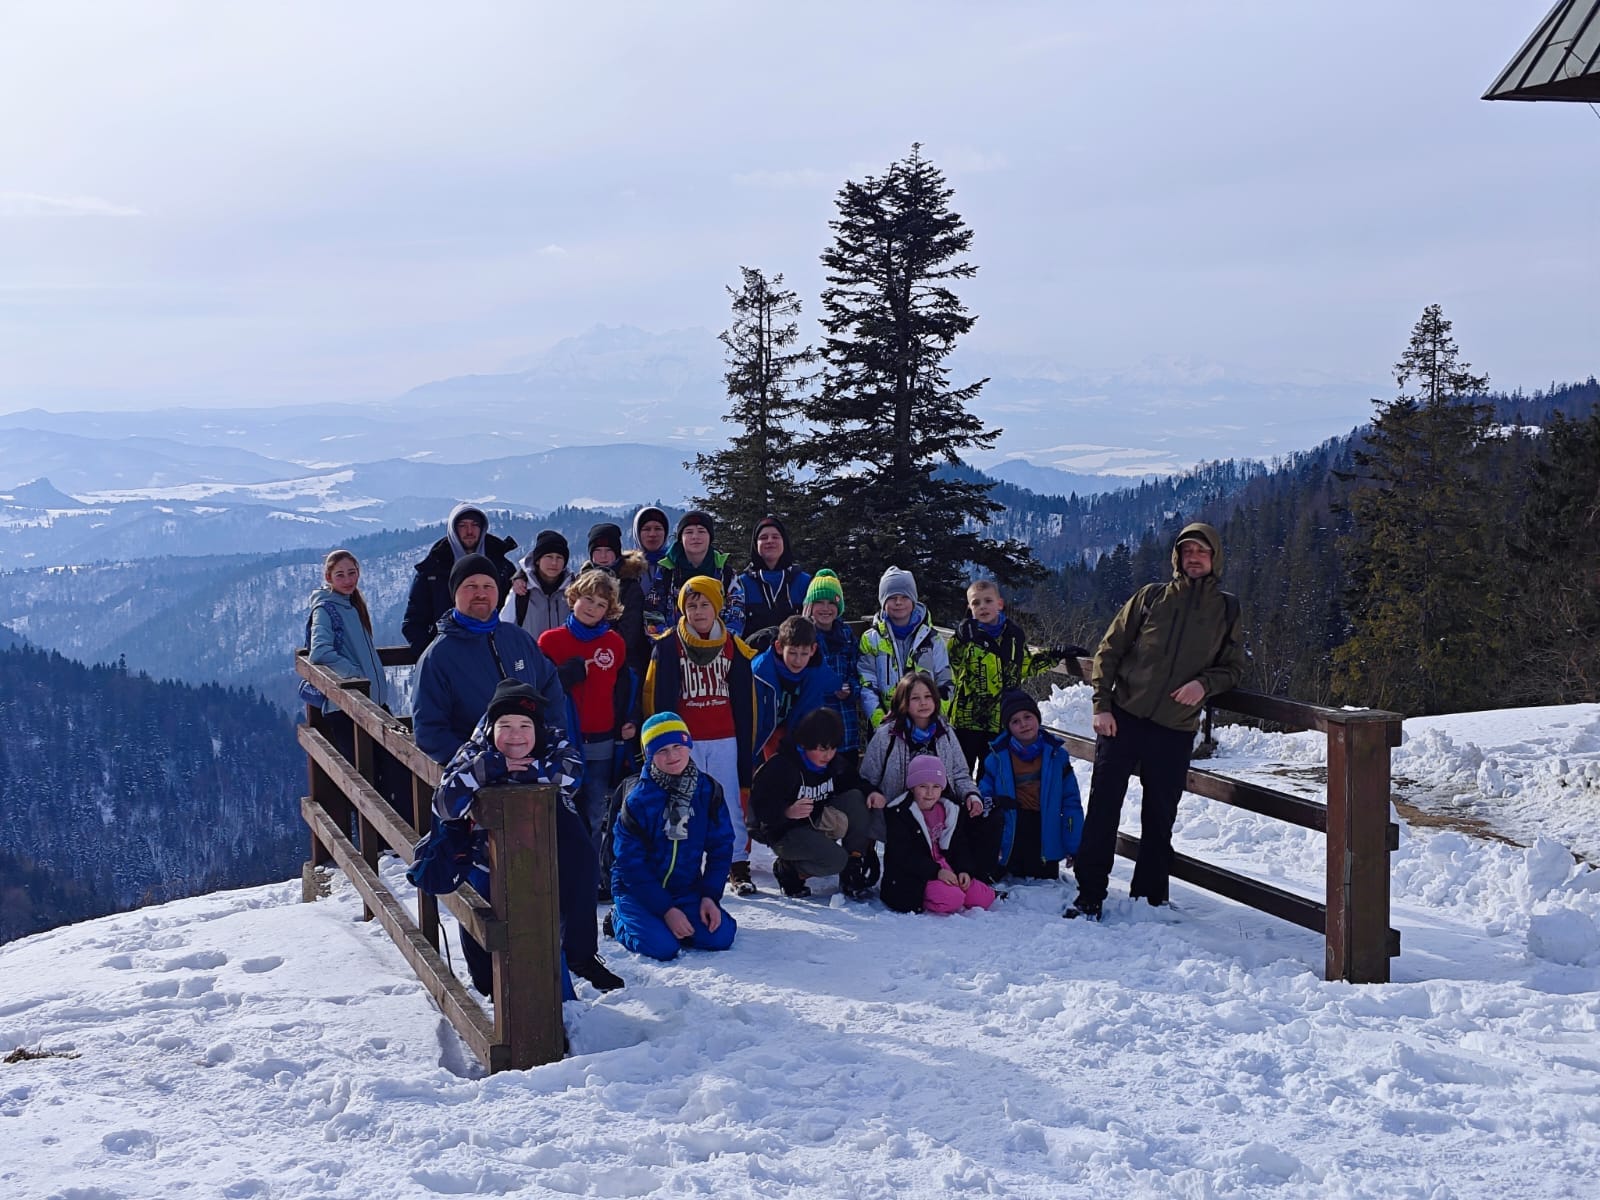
[751,615,842,761]
[609,713,738,961]
[979,691,1084,881]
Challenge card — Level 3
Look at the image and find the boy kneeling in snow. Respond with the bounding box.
[609,713,738,960]
[881,755,998,914]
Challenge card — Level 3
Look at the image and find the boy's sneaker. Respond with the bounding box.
[838,852,873,901]
[729,861,759,896]
[570,954,625,992]
[1062,902,1102,921]
[773,858,812,898]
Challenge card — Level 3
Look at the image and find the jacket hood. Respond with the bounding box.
[309,585,353,608]
[1171,522,1224,581]
[583,549,646,581]
[632,506,669,551]
[446,503,491,559]
[747,515,794,571]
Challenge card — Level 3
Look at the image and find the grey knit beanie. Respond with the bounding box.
[878,565,918,606]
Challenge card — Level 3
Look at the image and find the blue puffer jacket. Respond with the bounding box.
[610,768,733,915]
[307,587,392,712]
[751,646,841,758]
[412,613,569,763]
[980,730,1085,865]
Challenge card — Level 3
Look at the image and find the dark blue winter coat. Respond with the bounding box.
[811,621,864,755]
[412,613,569,763]
[980,730,1084,865]
[751,646,841,758]
[729,566,812,640]
[610,769,733,915]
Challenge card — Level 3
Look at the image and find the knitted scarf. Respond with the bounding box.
[647,760,701,841]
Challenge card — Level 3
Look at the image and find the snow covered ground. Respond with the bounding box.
[4,689,1600,1199]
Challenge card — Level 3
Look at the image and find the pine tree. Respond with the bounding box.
[795,144,1039,613]
[1508,406,1600,702]
[1333,304,1498,715]
[691,267,817,557]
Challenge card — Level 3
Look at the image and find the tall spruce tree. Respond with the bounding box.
[795,144,1038,613]
[691,267,817,557]
[1333,304,1498,715]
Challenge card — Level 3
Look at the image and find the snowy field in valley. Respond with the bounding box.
[4,687,1600,1199]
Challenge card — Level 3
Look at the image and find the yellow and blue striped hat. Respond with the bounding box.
[641,712,693,761]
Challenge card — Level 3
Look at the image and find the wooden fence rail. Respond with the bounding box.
[294,648,563,1071]
[1052,655,1403,982]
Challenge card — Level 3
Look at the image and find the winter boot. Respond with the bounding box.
[569,954,625,992]
[839,851,874,901]
[729,860,759,896]
[1062,902,1102,921]
[773,858,812,898]
[602,911,615,939]
[857,846,881,889]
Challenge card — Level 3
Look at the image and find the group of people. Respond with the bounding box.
[305,501,1246,997]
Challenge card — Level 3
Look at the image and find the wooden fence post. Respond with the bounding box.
[1324,711,1400,983]
[473,783,564,1069]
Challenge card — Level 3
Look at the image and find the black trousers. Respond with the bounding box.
[460,797,599,993]
[956,727,994,780]
[1072,705,1194,909]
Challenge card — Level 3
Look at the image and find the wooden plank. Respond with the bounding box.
[298,726,502,951]
[301,798,498,1068]
[295,654,442,788]
[378,644,418,668]
[475,784,565,1069]
[1115,833,1399,957]
[1325,715,1396,982]
[1049,726,1336,833]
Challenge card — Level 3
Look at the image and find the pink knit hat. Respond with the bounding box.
[905,755,946,792]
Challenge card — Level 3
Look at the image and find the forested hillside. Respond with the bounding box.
[0,646,303,942]
[1027,378,1600,711]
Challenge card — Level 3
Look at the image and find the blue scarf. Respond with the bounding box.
[887,614,917,641]
[906,721,936,746]
[452,609,500,635]
[775,658,806,685]
[1009,735,1044,763]
[976,617,1007,640]
[565,614,611,643]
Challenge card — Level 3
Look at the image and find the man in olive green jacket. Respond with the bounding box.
[1066,522,1247,919]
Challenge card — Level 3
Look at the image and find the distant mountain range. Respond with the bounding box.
[0,323,1381,476]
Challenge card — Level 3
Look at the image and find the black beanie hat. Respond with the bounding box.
[486,678,542,725]
[531,529,570,563]
[587,522,624,557]
[676,509,715,540]
[449,552,499,597]
[999,689,1041,730]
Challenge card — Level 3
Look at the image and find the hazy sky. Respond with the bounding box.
[1,1,1594,414]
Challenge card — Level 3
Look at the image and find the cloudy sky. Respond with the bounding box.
[1,1,1594,416]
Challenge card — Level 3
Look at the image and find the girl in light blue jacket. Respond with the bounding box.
[308,548,392,713]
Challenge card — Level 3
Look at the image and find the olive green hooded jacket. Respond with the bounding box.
[1091,522,1247,733]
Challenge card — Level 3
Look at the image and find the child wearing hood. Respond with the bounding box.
[609,713,737,961]
[881,755,998,915]
[633,506,672,639]
[858,566,952,729]
[507,528,573,639]
[728,515,811,643]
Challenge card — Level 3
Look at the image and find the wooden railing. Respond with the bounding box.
[1050,656,1403,983]
[294,646,564,1071]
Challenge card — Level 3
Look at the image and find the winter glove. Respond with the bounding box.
[991,793,1019,812]
[557,656,588,690]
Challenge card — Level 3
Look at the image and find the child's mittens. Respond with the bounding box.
[557,656,588,689]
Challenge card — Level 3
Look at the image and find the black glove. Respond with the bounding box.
[557,656,588,689]
[992,793,1018,812]
[1055,646,1091,679]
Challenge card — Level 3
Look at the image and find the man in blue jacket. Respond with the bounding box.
[412,553,570,763]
